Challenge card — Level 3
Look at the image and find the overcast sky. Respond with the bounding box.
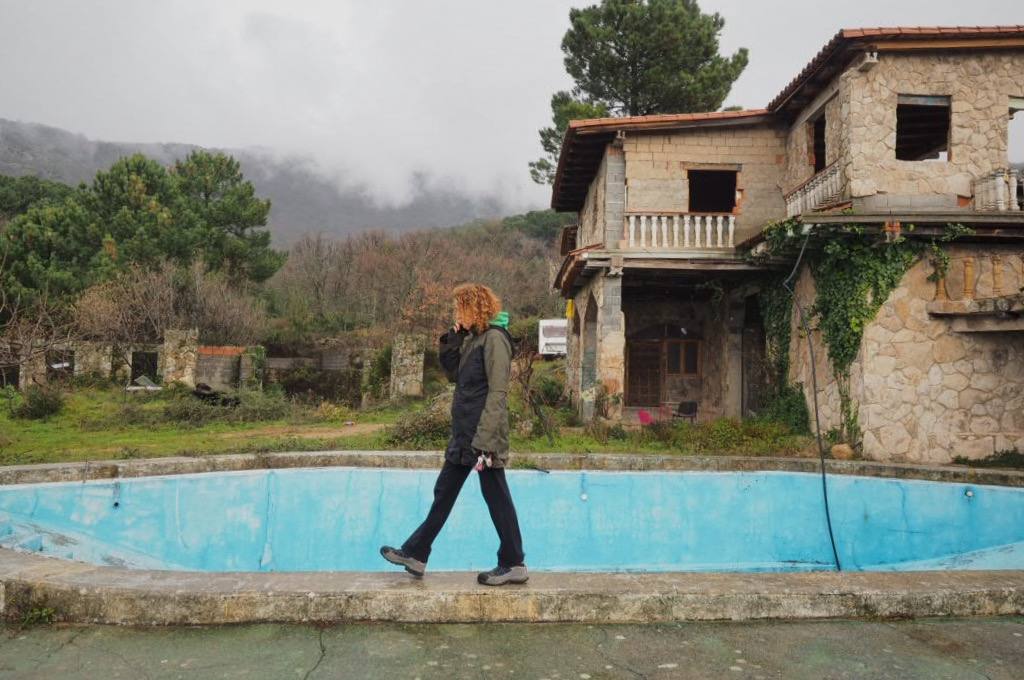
[1,0,1021,209]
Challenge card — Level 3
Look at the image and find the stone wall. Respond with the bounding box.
[568,273,625,419]
[622,124,787,244]
[162,329,199,387]
[790,246,1024,463]
[74,342,113,378]
[389,334,425,399]
[785,51,1024,208]
[578,152,608,248]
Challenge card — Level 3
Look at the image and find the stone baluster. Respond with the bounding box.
[672,215,680,248]
[704,215,713,249]
[683,214,691,247]
[627,215,636,248]
[933,269,949,301]
[660,216,669,249]
[693,215,701,248]
[1009,170,1020,211]
[963,257,975,300]
[715,215,724,247]
[640,215,648,248]
[727,215,735,248]
[996,170,1008,212]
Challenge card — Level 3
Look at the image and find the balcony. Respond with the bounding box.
[973,168,1022,211]
[623,212,736,251]
[785,161,843,217]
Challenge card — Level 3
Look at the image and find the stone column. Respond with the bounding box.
[597,273,625,420]
[162,329,199,387]
[389,335,425,399]
[723,294,745,419]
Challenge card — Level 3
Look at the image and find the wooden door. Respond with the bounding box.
[626,341,662,407]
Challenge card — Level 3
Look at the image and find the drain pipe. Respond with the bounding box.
[782,231,842,572]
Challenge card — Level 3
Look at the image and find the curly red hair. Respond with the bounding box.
[452,283,501,333]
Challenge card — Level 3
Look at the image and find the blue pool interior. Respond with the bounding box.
[1,468,1023,573]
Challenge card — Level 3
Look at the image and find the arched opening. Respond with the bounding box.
[581,294,598,391]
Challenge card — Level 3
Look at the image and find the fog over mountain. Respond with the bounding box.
[0,118,518,244]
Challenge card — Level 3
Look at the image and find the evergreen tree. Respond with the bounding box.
[531,0,748,184]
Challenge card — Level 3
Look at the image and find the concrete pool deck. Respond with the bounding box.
[2,451,1024,625]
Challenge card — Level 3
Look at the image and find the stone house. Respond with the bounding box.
[552,26,1024,462]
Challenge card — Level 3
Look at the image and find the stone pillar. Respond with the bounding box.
[603,147,626,247]
[389,335,425,399]
[597,273,625,419]
[723,294,745,419]
[162,329,199,387]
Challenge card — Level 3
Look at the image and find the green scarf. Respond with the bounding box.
[490,311,509,328]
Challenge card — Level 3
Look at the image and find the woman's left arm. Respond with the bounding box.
[471,330,511,454]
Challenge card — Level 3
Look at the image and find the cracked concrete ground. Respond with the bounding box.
[0,617,1022,679]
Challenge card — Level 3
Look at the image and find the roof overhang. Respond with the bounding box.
[550,110,772,212]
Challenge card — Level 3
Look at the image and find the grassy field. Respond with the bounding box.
[0,379,816,467]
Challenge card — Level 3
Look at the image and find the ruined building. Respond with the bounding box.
[552,26,1024,463]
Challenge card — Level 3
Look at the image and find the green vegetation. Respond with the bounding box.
[953,449,1024,469]
[1,150,283,307]
[754,220,973,447]
[9,385,65,420]
[0,174,75,221]
[531,0,749,183]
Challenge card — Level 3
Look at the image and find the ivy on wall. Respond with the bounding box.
[753,219,971,447]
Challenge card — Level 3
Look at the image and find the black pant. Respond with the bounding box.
[402,460,525,568]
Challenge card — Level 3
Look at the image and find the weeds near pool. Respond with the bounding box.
[19,606,56,627]
[953,448,1024,469]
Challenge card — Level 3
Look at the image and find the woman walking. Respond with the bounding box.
[380,283,527,586]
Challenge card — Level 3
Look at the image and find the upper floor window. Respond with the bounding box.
[688,169,737,213]
[896,94,950,161]
[811,115,827,172]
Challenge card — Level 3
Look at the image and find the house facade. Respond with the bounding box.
[552,26,1024,463]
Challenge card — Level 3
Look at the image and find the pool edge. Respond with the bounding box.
[2,451,1023,488]
[2,548,1023,625]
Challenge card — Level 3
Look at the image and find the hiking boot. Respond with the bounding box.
[379,546,425,578]
[477,565,529,586]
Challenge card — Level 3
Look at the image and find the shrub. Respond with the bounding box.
[12,385,65,420]
[758,383,811,434]
[364,345,392,401]
[385,391,452,449]
[275,366,361,406]
[508,316,540,354]
[314,401,354,423]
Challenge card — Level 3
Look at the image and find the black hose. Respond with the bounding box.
[782,233,842,572]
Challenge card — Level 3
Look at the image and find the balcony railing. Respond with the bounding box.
[785,161,843,217]
[973,168,1021,211]
[623,212,736,250]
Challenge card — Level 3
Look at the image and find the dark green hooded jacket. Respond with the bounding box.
[438,316,513,467]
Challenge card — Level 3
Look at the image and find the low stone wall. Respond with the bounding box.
[389,335,424,399]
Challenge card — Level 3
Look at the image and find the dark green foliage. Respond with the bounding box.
[0,151,283,307]
[501,209,577,243]
[758,275,793,383]
[508,316,540,354]
[274,366,362,407]
[562,0,749,116]
[953,448,1024,469]
[172,151,284,283]
[385,392,452,449]
[529,93,609,185]
[0,175,74,220]
[532,1,748,183]
[364,346,392,401]
[758,383,810,435]
[12,385,65,420]
[160,389,293,426]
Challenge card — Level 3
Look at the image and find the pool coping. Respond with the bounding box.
[3,451,1023,625]
[2,548,1023,625]
[2,450,1023,487]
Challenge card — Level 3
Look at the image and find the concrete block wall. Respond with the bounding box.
[621,125,787,244]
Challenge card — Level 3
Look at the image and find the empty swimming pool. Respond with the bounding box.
[1,467,1022,573]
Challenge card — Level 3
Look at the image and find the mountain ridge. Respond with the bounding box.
[0,118,522,244]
